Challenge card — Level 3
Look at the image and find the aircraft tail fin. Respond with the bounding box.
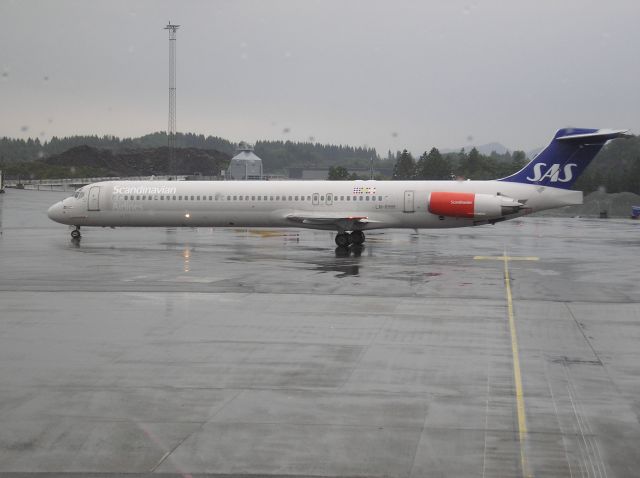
[497,128,629,189]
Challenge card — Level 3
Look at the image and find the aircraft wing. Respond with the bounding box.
[285,214,376,230]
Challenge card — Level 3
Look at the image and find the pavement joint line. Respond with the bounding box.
[501,248,532,478]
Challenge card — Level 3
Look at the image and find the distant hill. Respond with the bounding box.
[2,145,230,179]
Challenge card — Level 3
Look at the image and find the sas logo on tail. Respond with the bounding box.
[526,163,577,183]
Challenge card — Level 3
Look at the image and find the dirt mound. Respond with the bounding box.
[43,145,230,177]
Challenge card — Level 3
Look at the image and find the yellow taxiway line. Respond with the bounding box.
[476,251,535,478]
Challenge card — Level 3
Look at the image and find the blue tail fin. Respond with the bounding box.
[498,128,628,189]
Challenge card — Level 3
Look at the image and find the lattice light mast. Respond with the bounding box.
[164,22,179,178]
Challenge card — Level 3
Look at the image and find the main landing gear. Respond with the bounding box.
[335,230,365,247]
[70,226,81,239]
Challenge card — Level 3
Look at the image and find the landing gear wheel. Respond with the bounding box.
[335,233,351,247]
[350,230,365,245]
[71,227,81,239]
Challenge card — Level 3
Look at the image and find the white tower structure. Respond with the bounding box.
[227,142,263,180]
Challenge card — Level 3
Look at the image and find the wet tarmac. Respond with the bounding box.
[1,189,639,477]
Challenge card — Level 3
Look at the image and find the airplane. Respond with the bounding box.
[47,128,629,246]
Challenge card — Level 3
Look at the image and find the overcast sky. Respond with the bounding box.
[2,0,639,154]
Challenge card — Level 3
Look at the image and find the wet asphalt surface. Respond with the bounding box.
[1,189,639,477]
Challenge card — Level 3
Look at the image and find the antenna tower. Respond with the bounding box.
[164,22,179,177]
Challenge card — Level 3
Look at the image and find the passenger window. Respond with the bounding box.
[160,196,164,200]
[359,196,363,201]
[136,195,140,200]
[307,196,311,201]
[366,196,370,201]
[251,196,255,200]
[124,195,128,200]
[372,196,376,201]
[320,196,324,201]
[346,196,350,201]
[340,196,344,201]
[378,196,382,201]
[288,196,292,200]
[276,196,280,200]
[295,196,299,201]
[233,196,237,200]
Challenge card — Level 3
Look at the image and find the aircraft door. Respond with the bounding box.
[403,190,415,213]
[88,186,100,211]
[326,193,333,205]
[312,193,319,205]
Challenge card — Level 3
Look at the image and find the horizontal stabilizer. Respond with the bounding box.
[556,129,630,142]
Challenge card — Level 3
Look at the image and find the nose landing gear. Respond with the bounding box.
[70,226,81,239]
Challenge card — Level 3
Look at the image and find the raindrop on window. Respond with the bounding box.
[282,128,290,134]
[20,126,29,132]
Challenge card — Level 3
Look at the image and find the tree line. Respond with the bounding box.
[389,147,529,181]
[0,133,378,173]
[1,132,638,193]
[383,140,640,194]
[0,132,236,163]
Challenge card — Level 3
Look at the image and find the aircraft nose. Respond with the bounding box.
[47,201,64,223]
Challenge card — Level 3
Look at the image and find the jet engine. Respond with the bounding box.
[428,192,523,219]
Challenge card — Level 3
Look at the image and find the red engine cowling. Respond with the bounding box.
[428,192,522,218]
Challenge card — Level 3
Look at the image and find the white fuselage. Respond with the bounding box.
[47,179,582,231]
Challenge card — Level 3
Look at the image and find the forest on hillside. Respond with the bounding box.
[0,132,379,172]
[1,132,638,193]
